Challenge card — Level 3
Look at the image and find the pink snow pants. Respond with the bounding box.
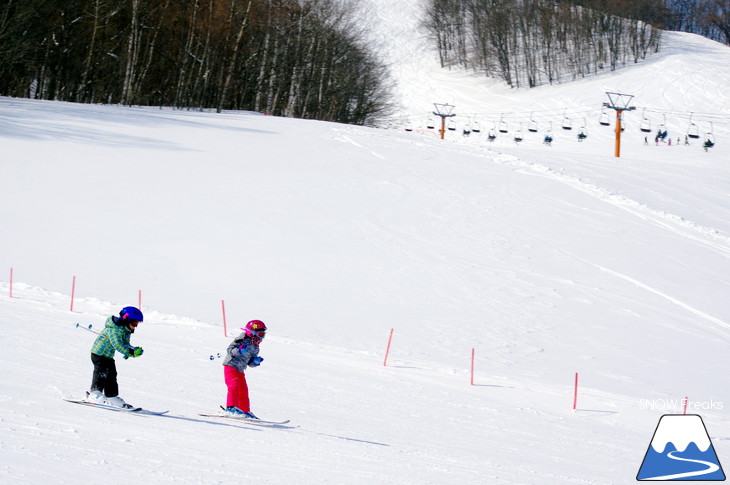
[224,365,250,412]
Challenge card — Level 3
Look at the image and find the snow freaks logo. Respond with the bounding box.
[637,414,726,481]
[640,398,724,412]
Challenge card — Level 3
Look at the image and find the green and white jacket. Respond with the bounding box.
[91,316,135,358]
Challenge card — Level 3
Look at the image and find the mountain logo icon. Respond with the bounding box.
[637,414,725,481]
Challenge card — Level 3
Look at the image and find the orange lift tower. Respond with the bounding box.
[433,103,456,140]
[604,92,636,158]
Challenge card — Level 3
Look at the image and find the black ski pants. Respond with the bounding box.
[90,353,119,397]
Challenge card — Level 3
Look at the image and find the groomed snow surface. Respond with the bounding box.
[2,3,730,483]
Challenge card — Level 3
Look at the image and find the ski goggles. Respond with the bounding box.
[243,327,266,338]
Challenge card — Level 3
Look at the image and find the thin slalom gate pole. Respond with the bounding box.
[70,276,76,312]
[573,372,579,410]
[221,299,228,337]
[383,328,394,366]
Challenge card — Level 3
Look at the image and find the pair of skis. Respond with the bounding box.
[197,406,290,426]
[64,398,168,415]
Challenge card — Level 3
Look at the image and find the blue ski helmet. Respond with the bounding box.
[120,306,143,322]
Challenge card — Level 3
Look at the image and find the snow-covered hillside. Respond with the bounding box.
[2,1,730,483]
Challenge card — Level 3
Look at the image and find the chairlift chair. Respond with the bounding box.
[528,112,538,132]
[472,121,481,133]
[577,118,587,141]
[543,122,553,145]
[599,110,610,127]
[687,114,700,139]
[657,114,668,139]
[514,123,524,143]
[561,110,572,130]
[704,122,715,147]
[498,114,509,133]
[426,117,435,130]
[447,119,456,131]
[488,123,497,141]
[639,109,651,133]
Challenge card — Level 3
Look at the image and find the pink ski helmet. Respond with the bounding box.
[243,320,267,338]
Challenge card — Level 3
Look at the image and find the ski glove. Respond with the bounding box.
[251,356,264,366]
[126,347,144,358]
[238,343,248,354]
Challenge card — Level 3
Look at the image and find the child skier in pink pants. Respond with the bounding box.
[222,320,266,419]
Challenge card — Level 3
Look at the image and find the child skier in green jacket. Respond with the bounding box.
[86,306,144,408]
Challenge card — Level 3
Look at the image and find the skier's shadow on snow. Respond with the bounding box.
[298,429,390,447]
[152,413,266,431]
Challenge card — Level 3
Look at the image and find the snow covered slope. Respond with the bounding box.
[2,1,730,483]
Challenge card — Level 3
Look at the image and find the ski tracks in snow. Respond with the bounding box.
[493,153,730,257]
[488,152,730,331]
[594,264,730,331]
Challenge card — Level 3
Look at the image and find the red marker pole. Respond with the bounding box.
[9,267,13,298]
[138,290,142,310]
[573,372,579,410]
[683,396,688,414]
[383,328,394,366]
[221,299,228,337]
[70,276,76,312]
[470,348,476,386]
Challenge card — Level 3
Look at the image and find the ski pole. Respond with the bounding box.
[75,323,99,335]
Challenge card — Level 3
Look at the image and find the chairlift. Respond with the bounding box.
[599,110,610,127]
[488,123,497,141]
[543,122,553,146]
[577,118,587,141]
[472,120,481,133]
[688,124,700,139]
[498,114,509,133]
[561,109,572,130]
[528,112,538,132]
[514,123,524,143]
[447,118,456,131]
[639,109,651,133]
[405,119,413,132]
[704,122,715,148]
[426,117,435,130]
[657,114,668,139]
[687,113,700,139]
